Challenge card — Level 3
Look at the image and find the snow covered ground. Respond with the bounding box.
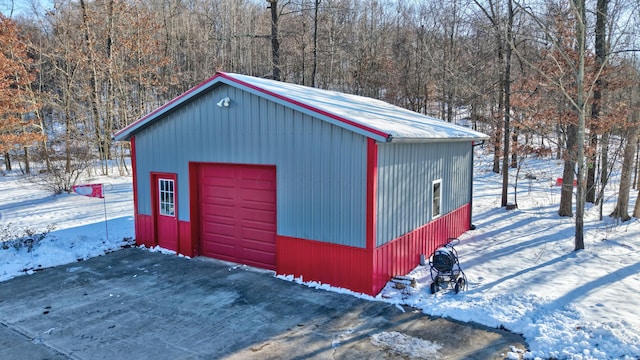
[376,153,640,359]
[0,166,135,281]
[1,154,639,359]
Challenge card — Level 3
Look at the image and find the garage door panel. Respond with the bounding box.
[202,180,235,191]
[202,194,235,203]
[202,209,235,219]
[240,208,275,223]
[239,176,275,186]
[205,172,236,182]
[240,196,276,208]
[202,244,235,260]
[201,214,235,226]
[210,238,236,250]
[239,179,275,191]
[242,254,275,267]
[201,232,236,245]
[202,191,235,203]
[201,236,235,248]
[240,204,275,216]
[241,226,276,238]
[242,227,276,242]
[201,220,233,232]
[241,234,275,246]
[203,223,235,237]
[239,167,273,179]
[240,250,275,269]
[239,190,275,204]
[199,164,276,270]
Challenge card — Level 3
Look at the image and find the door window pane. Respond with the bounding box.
[159,179,175,216]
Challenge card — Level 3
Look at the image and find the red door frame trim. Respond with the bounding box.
[151,172,178,219]
[151,172,178,250]
[189,162,278,260]
[188,162,200,257]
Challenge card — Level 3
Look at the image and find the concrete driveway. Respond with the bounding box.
[0,248,526,359]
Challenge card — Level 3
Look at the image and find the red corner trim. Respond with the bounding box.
[366,138,378,251]
[130,136,138,218]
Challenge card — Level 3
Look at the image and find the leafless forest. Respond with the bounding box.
[1,0,640,246]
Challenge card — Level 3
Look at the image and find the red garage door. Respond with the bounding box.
[199,164,277,270]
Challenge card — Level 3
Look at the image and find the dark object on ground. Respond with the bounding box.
[429,237,468,294]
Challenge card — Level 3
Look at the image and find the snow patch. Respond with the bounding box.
[370,331,442,358]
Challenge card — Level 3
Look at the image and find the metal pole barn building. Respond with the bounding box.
[114,72,488,295]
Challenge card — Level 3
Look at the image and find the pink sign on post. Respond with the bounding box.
[72,183,104,199]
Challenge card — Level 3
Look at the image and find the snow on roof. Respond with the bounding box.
[114,72,489,143]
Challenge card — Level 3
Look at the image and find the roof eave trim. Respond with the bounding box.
[386,135,490,143]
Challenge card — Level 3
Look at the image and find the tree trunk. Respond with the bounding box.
[586,134,597,203]
[556,123,563,159]
[597,132,610,220]
[494,26,503,176]
[611,123,638,221]
[267,0,281,81]
[23,146,30,174]
[65,90,72,173]
[573,0,587,251]
[103,0,115,173]
[634,139,639,189]
[559,124,577,217]
[634,187,640,218]
[587,0,609,203]
[501,0,514,207]
[494,28,504,175]
[510,128,518,168]
[447,90,454,122]
[493,117,501,174]
[79,0,105,171]
[311,0,320,88]
[4,152,11,171]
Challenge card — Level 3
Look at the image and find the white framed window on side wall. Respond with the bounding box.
[432,178,442,219]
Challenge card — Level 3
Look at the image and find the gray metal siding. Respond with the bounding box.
[375,141,472,246]
[134,85,368,248]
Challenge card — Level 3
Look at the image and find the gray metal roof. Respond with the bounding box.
[114,72,489,143]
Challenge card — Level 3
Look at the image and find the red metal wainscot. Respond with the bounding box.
[372,204,471,294]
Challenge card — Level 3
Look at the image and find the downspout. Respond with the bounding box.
[469,141,481,230]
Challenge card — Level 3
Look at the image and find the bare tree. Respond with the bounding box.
[267,0,282,80]
[586,0,610,204]
[612,112,639,221]
[474,0,516,207]
[511,0,599,249]
[310,0,320,87]
[612,58,640,220]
